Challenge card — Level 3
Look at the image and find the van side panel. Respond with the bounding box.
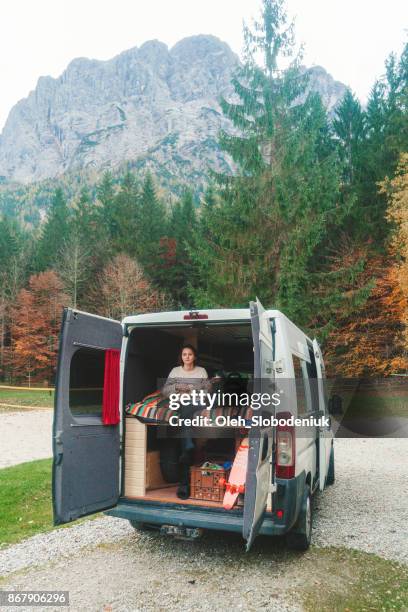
[273,314,317,487]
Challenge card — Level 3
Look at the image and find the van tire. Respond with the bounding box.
[286,485,312,551]
[326,446,335,486]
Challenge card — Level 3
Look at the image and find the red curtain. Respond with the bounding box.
[102,349,120,425]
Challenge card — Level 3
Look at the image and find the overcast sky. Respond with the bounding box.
[0,0,407,131]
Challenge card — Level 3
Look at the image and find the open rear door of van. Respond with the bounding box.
[243,298,275,551]
[52,308,123,525]
[313,339,331,491]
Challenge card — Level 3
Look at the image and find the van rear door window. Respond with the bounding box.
[306,342,320,412]
[292,355,311,415]
[69,347,105,417]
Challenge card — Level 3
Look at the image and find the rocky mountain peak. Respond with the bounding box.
[0,36,347,185]
[306,65,348,111]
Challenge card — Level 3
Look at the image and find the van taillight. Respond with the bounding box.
[183,311,208,320]
[276,412,295,478]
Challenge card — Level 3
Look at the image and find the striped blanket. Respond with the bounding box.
[125,391,173,422]
[125,391,253,423]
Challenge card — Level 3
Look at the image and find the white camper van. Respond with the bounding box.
[52,300,334,551]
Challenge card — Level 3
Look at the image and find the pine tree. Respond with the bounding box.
[332,89,366,187]
[104,171,140,254]
[0,216,33,380]
[0,216,20,265]
[97,171,115,213]
[190,0,365,333]
[383,48,408,165]
[134,173,167,275]
[96,171,116,257]
[167,190,198,306]
[362,43,408,241]
[69,187,109,304]
[72,188,97,237]
[36,188,71,271]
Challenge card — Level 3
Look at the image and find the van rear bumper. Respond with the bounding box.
[106,500,286,535]
[106,476,303,537]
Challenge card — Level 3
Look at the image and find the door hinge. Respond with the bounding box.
[273,359,284,374]
[265,359,273,374]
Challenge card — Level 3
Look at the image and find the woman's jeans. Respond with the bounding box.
[179,401,205,452]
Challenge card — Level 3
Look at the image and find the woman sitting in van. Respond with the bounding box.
[162,344,212,499]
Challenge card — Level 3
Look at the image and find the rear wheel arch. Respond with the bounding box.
[286,484,312,551]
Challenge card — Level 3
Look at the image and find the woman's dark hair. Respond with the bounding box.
[179,344,197,365]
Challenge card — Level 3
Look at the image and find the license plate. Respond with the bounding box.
[160,525,203,539]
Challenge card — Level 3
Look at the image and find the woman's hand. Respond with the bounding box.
[175,384,191,393]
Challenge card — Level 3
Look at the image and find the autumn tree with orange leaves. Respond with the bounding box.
[324,257,408,376]
[383,153,408,351]
[10,271,67,384]
[325,155,408,376]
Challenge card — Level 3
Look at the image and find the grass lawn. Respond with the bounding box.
[0,388,54,409]
[0,459,100,548]
[0,459,54,547]
[302,547,408,611]
[0,459,101,548]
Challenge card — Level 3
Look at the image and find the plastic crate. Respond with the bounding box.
[190,464,230,502]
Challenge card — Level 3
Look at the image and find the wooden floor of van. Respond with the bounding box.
[127,485,224,508]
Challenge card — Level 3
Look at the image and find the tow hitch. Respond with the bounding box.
[160,525,204,540]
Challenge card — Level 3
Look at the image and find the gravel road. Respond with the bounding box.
[0,438,407,611]
[313,438,408,563]
[0,409,53,468]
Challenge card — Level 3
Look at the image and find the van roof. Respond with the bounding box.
[122,308,285,325]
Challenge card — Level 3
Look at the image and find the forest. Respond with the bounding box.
[0,0,407,384]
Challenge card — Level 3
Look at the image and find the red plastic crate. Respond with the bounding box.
[190,464,230,502]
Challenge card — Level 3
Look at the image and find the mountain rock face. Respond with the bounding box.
[306,65,348,112]
[0,36,238,185]
[0,36,347,185]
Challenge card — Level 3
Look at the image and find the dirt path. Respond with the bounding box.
[0,409,53,468]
